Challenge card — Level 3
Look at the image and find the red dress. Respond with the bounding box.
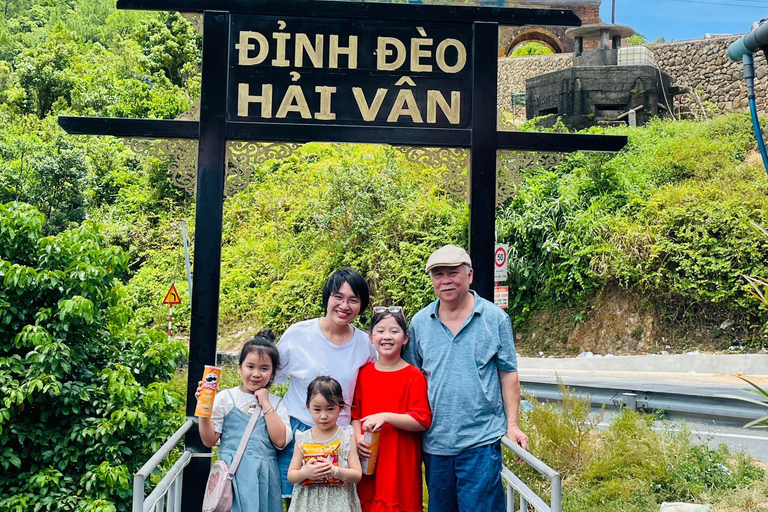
[351,363,432,512]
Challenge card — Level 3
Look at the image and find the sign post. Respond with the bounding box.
[162,283,182,336]
[58,1,627,507]
[494,243,509,309]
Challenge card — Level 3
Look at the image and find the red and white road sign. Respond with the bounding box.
[494,244,508,282]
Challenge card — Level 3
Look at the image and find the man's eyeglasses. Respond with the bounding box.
[373,306,403,315]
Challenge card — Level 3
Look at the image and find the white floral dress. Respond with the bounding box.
[289,425,362,512]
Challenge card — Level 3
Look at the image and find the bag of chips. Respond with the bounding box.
[300,440,344,487]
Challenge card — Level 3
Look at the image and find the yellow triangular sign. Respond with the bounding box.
[163,283,182,305]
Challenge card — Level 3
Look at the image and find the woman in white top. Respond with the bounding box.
[274,268,376,505]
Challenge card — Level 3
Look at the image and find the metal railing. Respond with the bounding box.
[520,381,768,426]
[133,419,210,512]
[501,437,561,512]
[134,422,560,512]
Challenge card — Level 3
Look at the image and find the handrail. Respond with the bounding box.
[133,419,195,512]
[142,450,193,512]
[501,436,562,512]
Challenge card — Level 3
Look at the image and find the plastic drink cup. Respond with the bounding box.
[195,365,222,418]
[361,431,381,475]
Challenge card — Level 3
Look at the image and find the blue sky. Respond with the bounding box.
[600,0,768,42]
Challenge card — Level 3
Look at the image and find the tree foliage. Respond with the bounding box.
[511,41,555,57]
[0,202,187,511]
[125,143,467,333]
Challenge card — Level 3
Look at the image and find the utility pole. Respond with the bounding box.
[612,0,616,23]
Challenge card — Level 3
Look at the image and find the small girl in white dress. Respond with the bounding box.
[287,376,363,512]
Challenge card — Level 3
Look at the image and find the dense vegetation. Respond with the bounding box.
[2,1,768,509]
[0,3,196,510]
[0,202,187,511]
[2,1,767,349]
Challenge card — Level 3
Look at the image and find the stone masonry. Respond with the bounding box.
[498,35,768,120]
[650,36,768,115]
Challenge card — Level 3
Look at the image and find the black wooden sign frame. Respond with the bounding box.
[58,1,626,507]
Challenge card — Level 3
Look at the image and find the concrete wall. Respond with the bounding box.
[498,35,768,120]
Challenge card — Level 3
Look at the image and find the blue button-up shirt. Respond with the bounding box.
[404,290,517,455]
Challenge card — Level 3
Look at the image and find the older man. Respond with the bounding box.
[403,244,528,512]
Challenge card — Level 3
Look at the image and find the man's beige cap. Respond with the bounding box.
[425,244,472,273]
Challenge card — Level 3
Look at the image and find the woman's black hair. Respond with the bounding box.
[369,309,408,333]
[239,330,281,387]
[321,268,370,312]
[305,375,346,408]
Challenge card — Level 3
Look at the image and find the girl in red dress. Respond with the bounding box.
[351,306,432,512]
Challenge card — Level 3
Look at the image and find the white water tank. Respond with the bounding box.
[617,46,656,66]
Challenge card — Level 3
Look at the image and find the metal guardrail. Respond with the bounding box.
[521,381,768,426]
[501,437,561,512]
[136,422,559,512]
[133,419,210,512]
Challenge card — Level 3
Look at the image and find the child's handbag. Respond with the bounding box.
[202,402,264,512]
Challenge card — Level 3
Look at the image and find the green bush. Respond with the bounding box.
[511,386,767,512]
[499,114,768,342]
[0,202,187,511]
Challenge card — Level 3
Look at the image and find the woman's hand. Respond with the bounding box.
[194,381,203,401]
[361,413,389,432]
[355,433,372,459]
[303,457,334,480]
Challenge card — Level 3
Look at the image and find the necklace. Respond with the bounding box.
[321,318,353,345]
[376,359,406,371]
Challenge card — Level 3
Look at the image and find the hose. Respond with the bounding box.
[729,23,768,177]
[743,53,768,177]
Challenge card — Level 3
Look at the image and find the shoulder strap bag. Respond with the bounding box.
[202,396,265,512]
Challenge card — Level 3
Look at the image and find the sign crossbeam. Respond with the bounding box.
[117,0,582,25]
[59,116,627,151]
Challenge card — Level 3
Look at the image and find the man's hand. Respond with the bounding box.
[508,425,529,452]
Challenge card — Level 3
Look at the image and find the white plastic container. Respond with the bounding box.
[618,46,656,66]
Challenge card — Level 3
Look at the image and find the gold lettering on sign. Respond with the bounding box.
[276,85,311,118]
[238,83,273,117]
[236,31,269,65]
[410,38,433,72]
[315,86,337,120]
[427,90,460,124]
[352,87,387,121]
[329,35,359,69]
[295,33,324,68]
[435,39,467,73]
[388,89,423,123]
[272,32,291,67]
[377,37,406,71]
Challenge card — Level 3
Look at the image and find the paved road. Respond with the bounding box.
[517,357,768,462]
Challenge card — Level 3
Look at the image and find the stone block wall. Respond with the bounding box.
[498,35,768,120]
[498,53,573,118]
[650,36,768,115]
